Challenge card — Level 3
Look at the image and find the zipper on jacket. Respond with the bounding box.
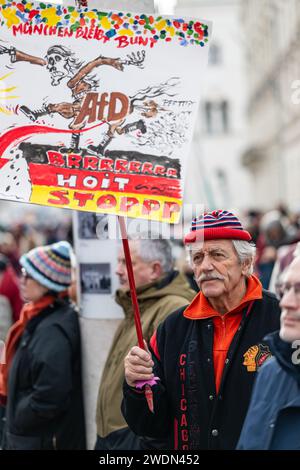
[52,435,57,450]
[218,303,254,395]
[221,316,226,343]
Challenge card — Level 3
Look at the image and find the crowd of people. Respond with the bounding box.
[0,207,72,337]
[0,205,299,450]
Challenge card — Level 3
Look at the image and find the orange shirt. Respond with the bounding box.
[183,275,262,394]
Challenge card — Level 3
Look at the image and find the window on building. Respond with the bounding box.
[208,43,222,66]
[204,101,229,134]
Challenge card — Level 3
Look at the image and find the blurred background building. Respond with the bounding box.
[241,0,300,212]
[176,0,252,211]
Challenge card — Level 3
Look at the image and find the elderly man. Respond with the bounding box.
[122,210,281,450]
[237,250,300,450]
[95,233,195,450]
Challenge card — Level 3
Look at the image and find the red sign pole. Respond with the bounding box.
[118,216,144,349]
[118,216,155,412]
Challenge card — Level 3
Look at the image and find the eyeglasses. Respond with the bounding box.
[275,282,300,300]
[21,268,33,281]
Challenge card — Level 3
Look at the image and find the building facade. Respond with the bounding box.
[176,0,252,211]
[241,0,300,211]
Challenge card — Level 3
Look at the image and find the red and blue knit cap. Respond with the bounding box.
[184,210,252,244]
[20,241,72,292]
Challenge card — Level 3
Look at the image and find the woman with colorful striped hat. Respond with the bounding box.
[0,241,86,450]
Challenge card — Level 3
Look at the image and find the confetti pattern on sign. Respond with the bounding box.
[0,0,209,47]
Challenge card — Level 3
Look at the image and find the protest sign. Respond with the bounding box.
[0,1,211,222]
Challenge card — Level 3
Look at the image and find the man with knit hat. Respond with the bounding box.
[0,241,86,450]
[95,233,195,450]
[122,210,281,450]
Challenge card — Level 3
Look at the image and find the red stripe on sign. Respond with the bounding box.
[28,163,181,198]
[0,123,105,156]
[0,159,9,169]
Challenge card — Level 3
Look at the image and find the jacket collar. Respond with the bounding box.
[264,331,300,386]
[115,271,180,318]
[183,274,262,320]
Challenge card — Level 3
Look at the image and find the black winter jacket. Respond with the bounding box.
[237,331,300,450]
[4,298,86,450]
[122,290,280,450]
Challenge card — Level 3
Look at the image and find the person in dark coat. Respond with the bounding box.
[0,241,86,450]
[122,210,281,450]
[237,254,300,450]
[0,254,23,322]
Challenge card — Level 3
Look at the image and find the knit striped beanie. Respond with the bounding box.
[20,241,72,292]
[184,210,252,244]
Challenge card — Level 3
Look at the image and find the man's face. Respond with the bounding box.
[46,52,70,86]
[191,239,247,300]
[279,258,300,343]
[115,241,157,290]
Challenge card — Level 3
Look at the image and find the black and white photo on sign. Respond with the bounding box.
[78,212,109,240]
[80,263,111,294]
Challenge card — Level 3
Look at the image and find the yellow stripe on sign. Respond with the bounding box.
[101,16,111,30]
[155,19,167,31]
[0,106,13,115]
[166,26,175,36]
[0,72,14,81]
[0,86,17,92]
[117,28,134,36]
[0,95,19,99]
[30,185,182,224]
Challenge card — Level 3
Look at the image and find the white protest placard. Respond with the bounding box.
[0,1,212,223]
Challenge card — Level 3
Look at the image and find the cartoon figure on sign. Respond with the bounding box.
[0,42,183,202]
[87,77,180,155]
[0,43,146,149]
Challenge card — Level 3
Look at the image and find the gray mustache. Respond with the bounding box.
[195,273,225,283]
